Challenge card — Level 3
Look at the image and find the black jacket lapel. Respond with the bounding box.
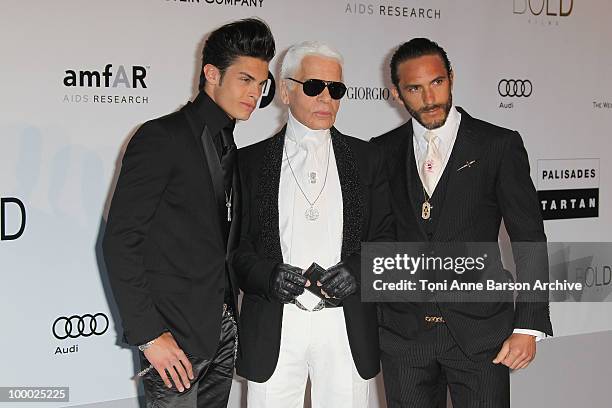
[227,162,241,253]
[183,102,226,244]
[202,126,227,219]
[257,127,285,263]
[331,128,363,258]
[432,110,482,240]
[403,128,429,239]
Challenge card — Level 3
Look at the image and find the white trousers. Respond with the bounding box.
[247,304,370,408]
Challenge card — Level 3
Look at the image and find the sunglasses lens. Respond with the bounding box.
[328,82,347,100]
[302,79,326,97]
[299,79,347,99]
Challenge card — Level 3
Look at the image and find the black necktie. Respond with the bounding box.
[219,124,236,306]
[220,124,236,194]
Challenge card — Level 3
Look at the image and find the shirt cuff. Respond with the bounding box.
[513,328,547,342]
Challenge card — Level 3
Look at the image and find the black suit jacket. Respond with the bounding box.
[233,126,394,382]
[371,107,552,359]
[102,92,240,360]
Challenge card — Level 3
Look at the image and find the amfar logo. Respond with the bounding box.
[258,71,275,109]
[63,64,148,88]
[1,197,26,241]
[537,158,599,220]
[63,64,150,105]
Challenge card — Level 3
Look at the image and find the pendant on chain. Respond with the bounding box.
[309,171,318,184]
[421,201,432,220]
[305,206,320,221]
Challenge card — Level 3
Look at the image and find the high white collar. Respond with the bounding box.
[286,109,331,149]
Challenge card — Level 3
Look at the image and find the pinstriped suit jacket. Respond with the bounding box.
[371,107,552,360]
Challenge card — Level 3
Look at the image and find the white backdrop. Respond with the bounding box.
[1,1,612,407]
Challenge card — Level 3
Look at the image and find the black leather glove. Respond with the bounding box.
[318,262,358,301]
[270,263,307,303]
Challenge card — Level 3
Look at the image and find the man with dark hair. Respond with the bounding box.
[372,38,552,407]
[198,18,275,91]
[102,18,274,408]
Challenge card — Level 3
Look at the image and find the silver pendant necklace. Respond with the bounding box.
[284,129,331,221]
[224,188,233,222]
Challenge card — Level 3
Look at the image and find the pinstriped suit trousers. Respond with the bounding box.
[380,319,509,408]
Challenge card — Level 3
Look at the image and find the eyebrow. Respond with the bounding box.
[402,75,447,89]
[239,72,255,80]
[402,82,420,90]
[431,75,447,83]
[239,71,268,85]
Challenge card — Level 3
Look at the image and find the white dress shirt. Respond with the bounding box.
[279,111,343,309]
[412,105,461,194]
[412,106,546,341]
[249,113,369,406]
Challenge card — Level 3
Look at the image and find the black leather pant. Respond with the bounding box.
[140,306,238,408]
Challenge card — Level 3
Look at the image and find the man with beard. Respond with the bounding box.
[371,38,552,407]
[233,41,393,407]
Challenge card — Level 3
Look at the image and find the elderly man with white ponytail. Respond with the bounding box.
[232,41,394,407]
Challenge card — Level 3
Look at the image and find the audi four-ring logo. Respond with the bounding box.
[52,313,109,339]
[498,79,533,97]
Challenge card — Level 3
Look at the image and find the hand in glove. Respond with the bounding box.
[270,264,308,303]
[317,262,358,301]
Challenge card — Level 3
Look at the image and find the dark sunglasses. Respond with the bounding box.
[287,78,347,100]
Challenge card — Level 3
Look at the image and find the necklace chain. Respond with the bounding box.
[284,128,331,208]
